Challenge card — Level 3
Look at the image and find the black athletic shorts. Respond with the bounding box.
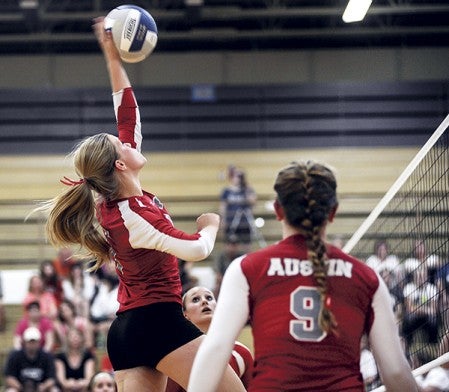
[107,301,203,370]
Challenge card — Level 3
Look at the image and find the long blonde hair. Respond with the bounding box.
[42,133,120,271]
[274,160,338,335]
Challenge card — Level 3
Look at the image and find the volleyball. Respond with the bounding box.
[104,5,158,63]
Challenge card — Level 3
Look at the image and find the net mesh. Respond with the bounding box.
[344,118,449,390]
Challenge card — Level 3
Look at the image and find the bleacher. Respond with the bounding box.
[0,147,419,267]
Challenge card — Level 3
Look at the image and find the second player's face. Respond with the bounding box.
[183,287,217,325]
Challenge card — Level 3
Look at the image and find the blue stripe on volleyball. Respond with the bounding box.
[117,4,157,52]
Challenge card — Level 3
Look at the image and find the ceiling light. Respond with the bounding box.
[342,0,372,23]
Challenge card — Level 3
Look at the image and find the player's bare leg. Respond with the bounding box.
[157,335,246,391]
[114,366,167,392]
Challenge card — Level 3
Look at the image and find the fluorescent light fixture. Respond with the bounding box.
[342,0,373,23]
[19,0,38,9]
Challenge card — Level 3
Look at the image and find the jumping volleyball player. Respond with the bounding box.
[188,161,419,391]
[41,18,245,392]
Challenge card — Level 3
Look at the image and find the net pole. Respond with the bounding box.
[370,352,449,392]
[343,114,449,254]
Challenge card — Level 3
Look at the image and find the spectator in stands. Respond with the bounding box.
[0,271,6,332]
[213,235,243,298]
[87,372,117,392]
[55,327,96,392]
[54,299,94,352]
[62,262,96,320]
[14,301,55,353]
[435,255,449,331]
[416,332,449,392]
[53,247,77,280]
[378,264,405,321]
[40,260,64,306]
[402,256,439,366]
[219,166,257,253]
[166,286,253,391]
[23,274,58,320]
[4,326,59,392]
[89,272,119,349]
[366,239,402,286]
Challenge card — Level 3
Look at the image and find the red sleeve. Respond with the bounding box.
[114,87,142,151]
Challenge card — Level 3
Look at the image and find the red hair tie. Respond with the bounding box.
[60,176,85,186]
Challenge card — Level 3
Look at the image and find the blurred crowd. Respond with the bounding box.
[358,238,449,391]
[1,248,118,392]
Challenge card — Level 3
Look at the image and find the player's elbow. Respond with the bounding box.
[181,241,213,262]
[382,371,419,392]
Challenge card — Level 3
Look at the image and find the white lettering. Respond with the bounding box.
[267,257,352,278]
[267,258,285,276]
[328,259,353,278]
[300,260,314,276]
[284,258,299,276]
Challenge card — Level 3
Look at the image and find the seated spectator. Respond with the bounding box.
[4,327,59,392]
[54,299,94,352]
[418,364,449,392]
[14,301,55,353]
[378,264,405,321]
[165,286,253,391]
[62,263,96,320]
[23,275,58,320]
[402,260,439,366]
[40,260,64,306]
[89,273,118,349]
[366,239,402,285]
[87,372,117,392]
[416,332,449,392]
[55,327,96,392]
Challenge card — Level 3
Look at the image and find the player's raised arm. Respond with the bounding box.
[93,17,130,93]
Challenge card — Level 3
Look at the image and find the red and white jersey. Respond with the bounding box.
[97,88,215,313]
[188,234,414,392]
[240,235,377,391]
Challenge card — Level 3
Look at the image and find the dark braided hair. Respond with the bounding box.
[274,160,338,335]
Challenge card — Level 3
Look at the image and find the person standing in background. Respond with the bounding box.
[219,166,257,254]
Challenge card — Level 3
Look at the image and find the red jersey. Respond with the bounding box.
[240,234,378,391]
[97,88,216,313]
[188,233,414,392]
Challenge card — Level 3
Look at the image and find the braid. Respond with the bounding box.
[274,160,338,335]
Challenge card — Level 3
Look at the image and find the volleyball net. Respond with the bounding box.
[343,115,449,391]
